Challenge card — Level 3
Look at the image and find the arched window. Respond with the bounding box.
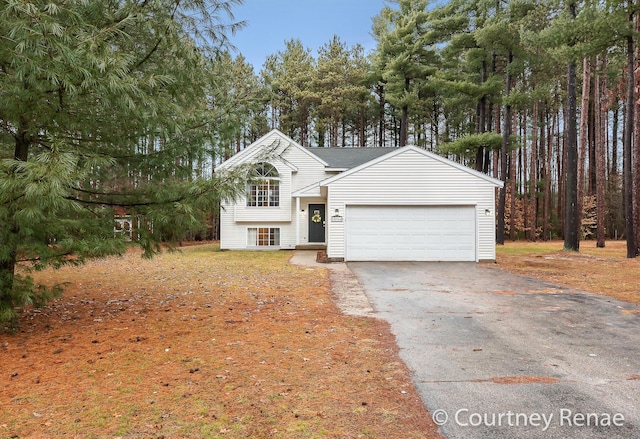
[247,163,280,207]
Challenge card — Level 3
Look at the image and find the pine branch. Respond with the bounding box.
[17,251,74,264]
[65,193,190,208]
[70,186,144,198]
[134,0,181,70]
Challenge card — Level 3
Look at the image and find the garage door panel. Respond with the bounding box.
[345,206,476,261]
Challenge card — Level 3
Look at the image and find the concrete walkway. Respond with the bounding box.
[289,250,375,318]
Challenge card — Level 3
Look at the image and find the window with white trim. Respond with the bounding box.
[247,163,279,207]
[247,227,280,247]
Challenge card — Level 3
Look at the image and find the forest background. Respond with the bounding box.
[1,0,640,325]
[218,0,639,254]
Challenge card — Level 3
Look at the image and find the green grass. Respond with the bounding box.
[495,242,563,255]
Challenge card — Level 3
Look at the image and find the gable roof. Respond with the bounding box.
[305,147,398,170]
[218,130,503,188]
[217,129,328,170]
[320,144,504,187]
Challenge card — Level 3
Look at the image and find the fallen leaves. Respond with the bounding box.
[1,243,439,438]
[496,240,640,304]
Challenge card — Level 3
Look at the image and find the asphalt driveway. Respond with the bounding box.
[348,262,640,439]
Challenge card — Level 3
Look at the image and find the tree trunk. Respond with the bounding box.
[520,111,527,237]
[564,3,580,251]
[610,106,622,239]
[577,57,590,230]
[559,104,566,236]
[510,126,517,241]
[318,120,326,148]
[611,108,618,179]
[542,110,552,240]
[0,222,19,308]
[594,56,606,247]
[377,83,385,147]
[624,21,637,257]
[1,133,31,305]
[331,114,339,148]
[359,107,366,147]
[399,77,410,147]
[476,60,488,172]
[400,104,408,147]
[529,101,538,241]
[634,11,640,253]
[497,51,513,245]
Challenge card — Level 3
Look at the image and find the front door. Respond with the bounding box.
[308,204,326,243]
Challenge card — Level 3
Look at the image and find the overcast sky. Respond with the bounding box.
[228,0,388,71]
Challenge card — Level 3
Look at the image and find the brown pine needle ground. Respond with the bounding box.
[1,244,440,438]
[495,240,640,304]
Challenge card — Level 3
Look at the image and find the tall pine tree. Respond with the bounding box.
[0,0,247,326]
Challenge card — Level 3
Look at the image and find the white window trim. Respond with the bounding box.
[246,179,280,207]
[247,227,280,247]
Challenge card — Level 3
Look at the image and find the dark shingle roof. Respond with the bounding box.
[305,147,398,169]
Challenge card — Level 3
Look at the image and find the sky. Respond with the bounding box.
[228,0,389,71]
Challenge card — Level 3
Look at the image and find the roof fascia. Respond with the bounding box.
[320,145,503,188]
[216,129,278,170]
[218,130,329,171]
[292,182,322,197]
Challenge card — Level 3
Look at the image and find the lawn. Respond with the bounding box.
[1,244,439,438]
[3,239,637,438]
[495,239,640,304]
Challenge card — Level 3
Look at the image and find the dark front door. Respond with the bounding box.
[308,204,326,243]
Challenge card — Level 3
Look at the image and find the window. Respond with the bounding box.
[248,228,280,247]
[247,163,279,207]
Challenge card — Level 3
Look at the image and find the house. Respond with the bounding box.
[217,129,503,262]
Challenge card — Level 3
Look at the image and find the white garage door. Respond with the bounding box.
[345,205,476,261]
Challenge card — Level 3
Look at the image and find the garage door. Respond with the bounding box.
[345,206,476,261]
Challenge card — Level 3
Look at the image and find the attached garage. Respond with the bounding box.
[218,130,503,259]
[322,146,503,262]
[345,205,476,261]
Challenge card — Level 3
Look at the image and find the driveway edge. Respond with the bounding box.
[290,251,376,318]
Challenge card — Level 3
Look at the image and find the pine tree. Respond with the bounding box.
[564,0,580,251]
[373,0,435,146]
[0,0,247,327]
[261,40,316,145]
[314,36,372,147]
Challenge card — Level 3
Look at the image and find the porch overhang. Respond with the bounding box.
[292,183,327,246]
[292,182,325,198]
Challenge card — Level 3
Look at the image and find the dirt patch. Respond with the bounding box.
[483,376,561,385]
[1,244,440,438]
[290,251,376,319]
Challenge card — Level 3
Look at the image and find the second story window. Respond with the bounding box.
[247,163,280,207]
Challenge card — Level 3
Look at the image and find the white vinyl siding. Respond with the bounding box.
[219,130,331,250]
[220,132,502,258]
[326,148,499,261]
